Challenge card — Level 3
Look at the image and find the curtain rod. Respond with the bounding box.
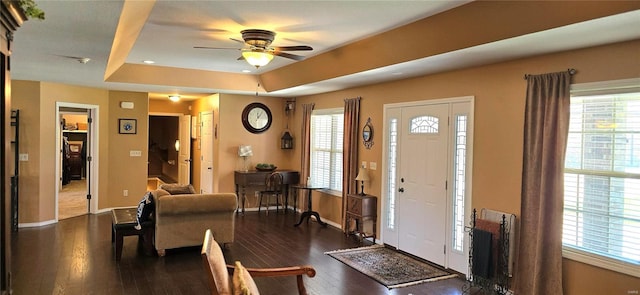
[523,68,576,80]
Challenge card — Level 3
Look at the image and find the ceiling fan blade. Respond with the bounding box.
[230,38,246,44]
[194,46,240,50]
[272,45,313,51]
[273,51,306,61]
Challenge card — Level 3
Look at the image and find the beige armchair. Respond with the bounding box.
[201,229,316,295]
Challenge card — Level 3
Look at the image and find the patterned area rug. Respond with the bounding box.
[326,244,458,289]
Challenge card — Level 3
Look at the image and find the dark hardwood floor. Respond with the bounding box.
[11,210,466,295]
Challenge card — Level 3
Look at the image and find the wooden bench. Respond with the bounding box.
[111,207,154,261]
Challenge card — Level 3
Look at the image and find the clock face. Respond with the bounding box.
[242,103,272,133]
[248,108,268,129]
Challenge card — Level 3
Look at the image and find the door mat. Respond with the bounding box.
[326,244,458,289]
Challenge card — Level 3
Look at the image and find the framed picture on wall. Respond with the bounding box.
[118,118,137,134]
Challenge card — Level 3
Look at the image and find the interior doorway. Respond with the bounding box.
[148,113,191,190]
[55,103,99,221]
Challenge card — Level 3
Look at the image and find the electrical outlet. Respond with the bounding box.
[123,190,128,197]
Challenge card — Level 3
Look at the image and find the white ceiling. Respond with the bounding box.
[9,1,640,99]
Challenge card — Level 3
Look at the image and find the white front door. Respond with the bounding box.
[382,97,473,274]
[178,114,191,184]
[397,103,450,266]
[200,112,214,194]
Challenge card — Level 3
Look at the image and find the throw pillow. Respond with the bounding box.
[159,183,196,195]
[135,191,154,230]
[232,261,259,295]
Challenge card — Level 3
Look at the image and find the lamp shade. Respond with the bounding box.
[242,50,274,68]
[355,167,369,181]
[238,145,253,157]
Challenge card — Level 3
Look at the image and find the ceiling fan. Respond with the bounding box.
[194,29,313,68]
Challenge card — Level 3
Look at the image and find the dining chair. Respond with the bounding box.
[258,172,283,215]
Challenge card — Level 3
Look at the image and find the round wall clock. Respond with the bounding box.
[242,102,272,134]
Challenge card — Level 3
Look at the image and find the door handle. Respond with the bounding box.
[398,188,404,193]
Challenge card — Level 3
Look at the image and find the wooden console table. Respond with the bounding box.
[234,170,300,214]
[346,194,377,242]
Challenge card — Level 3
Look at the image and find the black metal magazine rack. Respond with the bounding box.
[463,208,515,295]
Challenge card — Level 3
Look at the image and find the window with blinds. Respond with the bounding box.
[563,82,640,276]
[310,109,344,193]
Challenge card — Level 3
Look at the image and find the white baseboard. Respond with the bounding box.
[18,219,57,228]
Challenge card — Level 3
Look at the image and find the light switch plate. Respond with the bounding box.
[19,154,28,161]
[370,162,377,170]
[361,161,367,168]
[130,150,142,157]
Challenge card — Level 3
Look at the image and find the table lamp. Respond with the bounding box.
[238,145,253,172]
[355,167,369,195]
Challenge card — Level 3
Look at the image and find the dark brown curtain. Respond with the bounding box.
[515,71,571,295]
[300,103,315,186]
[342,97,360,231]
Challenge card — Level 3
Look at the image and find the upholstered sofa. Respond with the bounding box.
[151,186,237,256]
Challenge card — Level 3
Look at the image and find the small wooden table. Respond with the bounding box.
[346,194,377,243]
[111,208,154,261]
[292,185,328,227]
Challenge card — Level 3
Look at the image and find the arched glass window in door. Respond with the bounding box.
[410,115,439,134]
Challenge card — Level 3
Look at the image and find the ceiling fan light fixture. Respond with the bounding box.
[242,50,274,68]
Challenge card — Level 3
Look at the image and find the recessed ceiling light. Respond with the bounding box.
[143,60,155,64]
[242,70,251,73]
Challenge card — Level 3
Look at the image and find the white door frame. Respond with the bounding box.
[380,96,474,273]
[55,102,100,220]
[200,111,214,193]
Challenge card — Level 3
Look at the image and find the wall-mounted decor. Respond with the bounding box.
[363,117,374,149]
[281,131,293,149]
[242,102,272,134]
[118,118,137,134]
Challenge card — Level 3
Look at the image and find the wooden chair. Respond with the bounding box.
[201,229,316,295]
[258,172,284,215]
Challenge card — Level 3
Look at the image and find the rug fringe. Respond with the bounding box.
[388,274,459,289]
[324,244,384,255]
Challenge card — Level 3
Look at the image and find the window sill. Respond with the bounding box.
[563,246,640,278]
[318,189,342,198]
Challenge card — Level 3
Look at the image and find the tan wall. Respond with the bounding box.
[292,40,640,294]
[149,99,191,114]
[107,91,149,207]
[12,82,151,222]
[12,81,41,223]
[217,94,290,207]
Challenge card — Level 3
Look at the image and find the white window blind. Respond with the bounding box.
[563,85,640,276]
[310,109,344,193]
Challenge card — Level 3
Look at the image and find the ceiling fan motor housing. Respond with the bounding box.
[241,29,276,48]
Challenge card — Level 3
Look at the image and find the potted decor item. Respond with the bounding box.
[255,163,277,171]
